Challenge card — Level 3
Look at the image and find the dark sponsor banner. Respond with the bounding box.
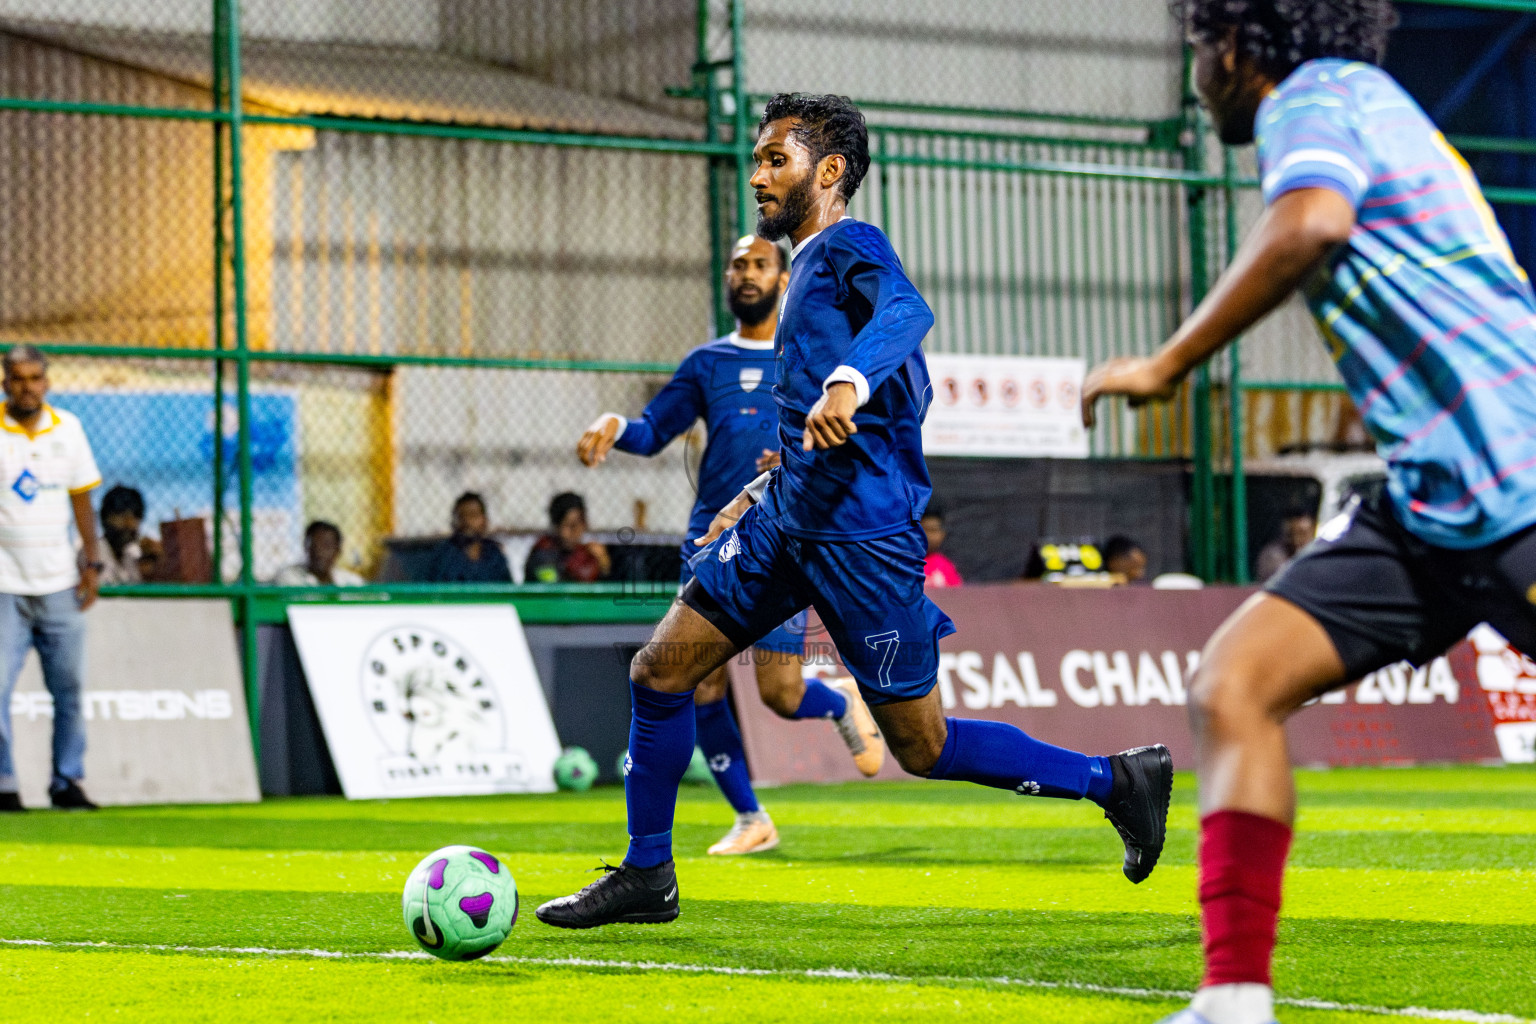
[732,585,1501,784]
[11,599,260,807]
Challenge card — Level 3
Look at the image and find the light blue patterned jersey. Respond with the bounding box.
[1257,59,1536,548]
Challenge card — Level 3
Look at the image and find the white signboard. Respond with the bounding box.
[11,599,259,807]
[288,604,561,799]
[923,354,1089,458]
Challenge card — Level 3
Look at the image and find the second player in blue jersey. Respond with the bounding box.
[576,234,887,857]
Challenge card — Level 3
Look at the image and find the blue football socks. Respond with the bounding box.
[694,698,760,814]
[624,680,697,867]
[791,679,848,720]
[928,717,1115,804]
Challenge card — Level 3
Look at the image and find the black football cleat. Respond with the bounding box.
[535,860,679,929]
[0,792,24,812]
[1102,744,1173,884]
[49,781,98,810]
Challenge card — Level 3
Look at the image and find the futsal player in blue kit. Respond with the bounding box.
[575,233,887,858]
[537,94,1173,930]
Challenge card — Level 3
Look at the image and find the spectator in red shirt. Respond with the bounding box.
[524,492,611,583]
[921,504,963,588]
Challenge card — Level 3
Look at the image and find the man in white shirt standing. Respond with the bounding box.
[0,345,104,811]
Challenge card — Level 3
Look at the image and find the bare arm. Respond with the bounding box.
[71,490,100,610]
[1082,188,1356,427]
[692,471,772,547]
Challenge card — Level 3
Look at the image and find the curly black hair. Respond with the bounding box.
[1171,0,1398,74]
[758,93,871,201]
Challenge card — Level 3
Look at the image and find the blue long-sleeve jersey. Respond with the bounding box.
[614,334,780,540]
[758,219,937,540]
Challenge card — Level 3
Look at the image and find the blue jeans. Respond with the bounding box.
[0,589,87,792]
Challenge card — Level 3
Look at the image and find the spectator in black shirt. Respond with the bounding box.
[426,492,511,583]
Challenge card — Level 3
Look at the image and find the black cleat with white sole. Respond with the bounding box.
[1102,744,1173,884]
[535,860,680,929]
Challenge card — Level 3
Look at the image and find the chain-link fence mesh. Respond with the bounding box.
[258,133,710,361]
[738,0,1184,123]
[0,0,1225,590]
[7,0,1533,590]
[846,128,1195,457]
[0,0,721,590]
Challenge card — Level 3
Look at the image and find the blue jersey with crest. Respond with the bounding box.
[614,334,780,540]
[1257,59,1536,548]
[759,218,937,540]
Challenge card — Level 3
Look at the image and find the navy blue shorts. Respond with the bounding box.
[680,540,806,656]
[685,505,955,704]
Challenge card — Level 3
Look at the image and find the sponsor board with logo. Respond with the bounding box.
[732,585,1504,783]
[1467,624,1536,763]
[9,598,259,806]
[288,604,561,799]
[922,354,1089,458]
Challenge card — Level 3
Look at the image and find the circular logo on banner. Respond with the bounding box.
[1028,378,1049,409]
[361,627,506,761]
[1057,378,1079,410]
[1000,379,1021,408]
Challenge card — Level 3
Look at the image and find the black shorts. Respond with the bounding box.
[1266,493,1536,680]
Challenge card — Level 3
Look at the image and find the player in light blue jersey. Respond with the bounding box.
[1083,3,1536,1022]
[575,234,886,858]
[537,93,1173,932]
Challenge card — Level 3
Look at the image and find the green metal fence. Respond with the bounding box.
[5,0,1536,749]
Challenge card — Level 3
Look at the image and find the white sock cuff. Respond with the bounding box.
[1190,983,1275,1024]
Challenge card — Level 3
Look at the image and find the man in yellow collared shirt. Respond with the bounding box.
[0,345,103,811]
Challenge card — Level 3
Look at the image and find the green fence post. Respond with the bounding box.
[220,0,260,755]
[699,0,729,335]
[1183,59,1216,581]
[729,0,754,237]
[1224,148,1249,583]
[210,0,227,589]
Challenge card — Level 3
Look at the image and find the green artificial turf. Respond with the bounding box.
[1,767,1532,1023]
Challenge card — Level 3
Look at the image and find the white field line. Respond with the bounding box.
[0,938,1528,1024]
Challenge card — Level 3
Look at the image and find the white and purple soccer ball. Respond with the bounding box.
[402,845,518,961]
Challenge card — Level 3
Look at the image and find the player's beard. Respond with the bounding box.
[728,281,780,327]
[756,171,815,242]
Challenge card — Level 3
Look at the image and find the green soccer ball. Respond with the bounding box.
[402,845,518,961]
[553,746,599,791]
[684,745,713,785]
[616,746,714,784]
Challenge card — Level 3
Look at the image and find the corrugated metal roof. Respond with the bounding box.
[0,20,702,139]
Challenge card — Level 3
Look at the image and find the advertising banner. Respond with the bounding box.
[54,390,303,580]
[732,585,1503,783]
[1467,624,1536,763]
[288,604,561,799]
[922,354,1089,458]
[9,598,260,807]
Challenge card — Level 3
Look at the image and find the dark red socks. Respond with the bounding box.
[1198,810,1293,988]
